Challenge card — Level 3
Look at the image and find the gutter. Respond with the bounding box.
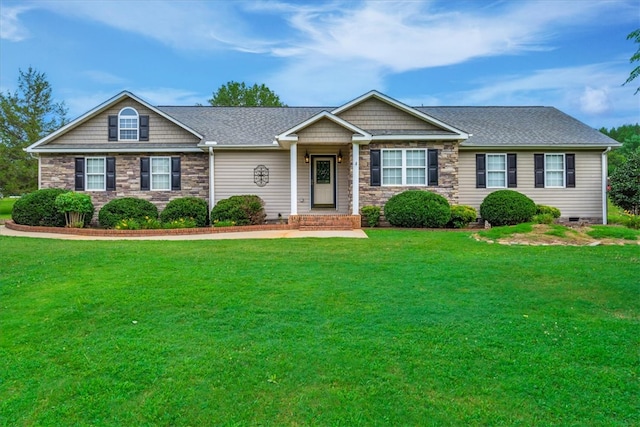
[602,147,611,225]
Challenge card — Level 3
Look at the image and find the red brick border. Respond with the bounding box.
[4,220,295,237]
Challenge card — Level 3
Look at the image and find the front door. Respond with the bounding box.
[312,156,336,208]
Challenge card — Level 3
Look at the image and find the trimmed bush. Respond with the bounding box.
[536,204,561,219]
[11,188,68,227]
[55,192,94,227]
[480,190,536,226]
[384,190,451,228]
[160,197,209,227]
[361,205,381,227]
[210,195,266,226]
[98,197,158,229]
[447,205,477,228]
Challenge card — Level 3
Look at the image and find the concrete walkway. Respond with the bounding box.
[0,225,368,240]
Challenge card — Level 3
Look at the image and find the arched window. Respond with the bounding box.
[119,107,139,140]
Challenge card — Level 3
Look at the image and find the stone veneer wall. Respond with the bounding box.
[358,142,459,219]
[39,153,209,223]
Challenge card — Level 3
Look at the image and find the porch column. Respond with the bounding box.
[208,146,215,210]
[352,143,359,215]
[290,142,298,215]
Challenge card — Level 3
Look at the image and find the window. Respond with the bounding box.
[151,157,171,190]
[382,149,427,186]
[486,154,506,188]
[86,157,106,190]
[119,107,139,140]
[545,154,565,187]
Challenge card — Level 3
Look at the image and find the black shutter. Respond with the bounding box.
[139,115,149,141]
[476,154,486,188]
[427,149,439,186]
[106,157,116,191]
[108,115,118,141]
[140,157,150,191]
[370,149,381,186]
[507,153,517,188]
[171,157,181,191]
[534,154,545,188]
[75,158,85,190]
[566,153,575,188]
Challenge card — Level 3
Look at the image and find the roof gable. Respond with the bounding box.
[27,91,203,152]
[332,90,469,140]
[276,111,371,148]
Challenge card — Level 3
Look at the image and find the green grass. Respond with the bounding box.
[0,198,17,220]
[476,222,533,239]
[588,225,640,240]
[1,230,638,425]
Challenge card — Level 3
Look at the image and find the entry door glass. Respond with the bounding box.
[313,157,334,207]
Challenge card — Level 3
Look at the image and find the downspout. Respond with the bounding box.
[602,147,611,225]
[209,146,215,211]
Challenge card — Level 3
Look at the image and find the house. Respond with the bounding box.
[26,90,620,227]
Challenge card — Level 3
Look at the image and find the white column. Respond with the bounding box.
[209,147,215,210]
[290,143,298,215]
[352,143,359,215]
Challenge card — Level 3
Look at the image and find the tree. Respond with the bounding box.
[609,150,640,215]
[0,67,67,195]
[208,81,285,107]
[624,28,640,94]
[600,124,640,174]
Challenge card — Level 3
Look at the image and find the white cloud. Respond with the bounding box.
[82,70,129,86]
[579,86,612,115]
[0,5,31,41]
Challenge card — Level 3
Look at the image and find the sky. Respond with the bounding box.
[1,0,639,129]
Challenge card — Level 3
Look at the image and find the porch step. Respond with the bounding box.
[289,214,361,230]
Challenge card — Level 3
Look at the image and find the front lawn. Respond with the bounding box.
[1,230,638,425]
[0,198,17,220]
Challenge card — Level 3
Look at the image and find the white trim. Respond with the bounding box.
[150,156,171,191]
[544,153,566,188]
[459,144,616,150]
[331,90,469,139]
[381,148,428,186]
[209,147,215,211]
[371,134,464,142]
[85,157,107,191]
[290,143,298,215]
[486,153,507,189]
[602,147,611,225]
[118,107,139,141]
[276,111,372,146]
[352,143,359,215]
[26,91,203,153]
[32,147,202,153]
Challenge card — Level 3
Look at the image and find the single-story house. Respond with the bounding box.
[26,90,620,228]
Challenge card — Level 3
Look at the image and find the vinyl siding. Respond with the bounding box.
[297,118,354,144]
[459,150,604,219]
[296,145,350,215]
[49,99,200,145]
[337,98,439,131]
[213,151,291,220]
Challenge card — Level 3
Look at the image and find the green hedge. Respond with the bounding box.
[98,197,159,229]
[480,190,536,226]
[12,189,68,227]
[447,205,477,228]
[210,195,266,226]
[160,197,209,227]
[384,190,451,228]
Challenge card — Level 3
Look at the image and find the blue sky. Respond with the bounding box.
[1,0,638,129]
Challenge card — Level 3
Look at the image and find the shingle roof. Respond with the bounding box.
[159,105,618,148]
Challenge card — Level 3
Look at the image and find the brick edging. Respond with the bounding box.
[4,220,295,237]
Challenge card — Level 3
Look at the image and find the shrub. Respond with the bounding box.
[620,212,640,229]
[99,197,158,229]
[160,197,208,227]
[54,192,94,227]
[11,188,68,227]
[361,205,381,227]
[447,205,477,228]
[213,219,237,227]
[533,213,556,224]
[384,190,451,228]
[163,218,197,229]
[210,195,266,226]
[609,150,640,215]
[480,190,536,226]
[536,204,561,219]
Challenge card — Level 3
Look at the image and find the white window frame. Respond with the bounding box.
[85,157,106,191]
[118,107,139,141]
[381,149,427,186]
[150,157,171,191]
[545,153,565,188]
[486,153,507,188]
